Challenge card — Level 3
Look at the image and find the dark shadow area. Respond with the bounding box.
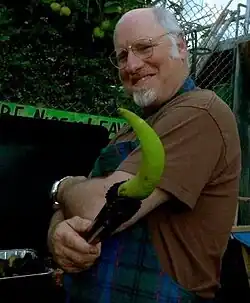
[0,114,109,302]
[215,238,250,302]
[0,114,109,252]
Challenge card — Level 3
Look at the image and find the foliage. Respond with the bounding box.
[0,0,150,116]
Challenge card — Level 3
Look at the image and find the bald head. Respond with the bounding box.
[114,8,156,42]
[114,7,182,42]
[116,8,154,26]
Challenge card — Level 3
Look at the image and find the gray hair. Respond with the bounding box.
[152,7,184,58]
[114,7,183,36]
[152,7,183,35]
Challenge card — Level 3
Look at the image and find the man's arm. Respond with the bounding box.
[59,170,169,232]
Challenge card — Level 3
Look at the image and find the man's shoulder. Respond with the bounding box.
[152,89,236,130]
[110,89,238,148]
[164,88,228,111]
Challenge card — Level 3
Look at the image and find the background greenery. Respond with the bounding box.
[0,0,155,116]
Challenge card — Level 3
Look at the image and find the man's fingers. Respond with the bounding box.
[58,246,99,270]
[61,228,99,255]
[51,218,101,273]
[66,216,92,233]
[65,246,99,268]
[63,217,100,255]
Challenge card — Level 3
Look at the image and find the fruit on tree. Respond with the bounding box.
[93,27,105,38]
[101,20,111,31]
[50,2,61,12]
[60,6,71,16]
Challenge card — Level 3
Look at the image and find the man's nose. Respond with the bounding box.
[125,50,144,74]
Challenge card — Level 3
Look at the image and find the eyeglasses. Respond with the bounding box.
[109,32,174,69]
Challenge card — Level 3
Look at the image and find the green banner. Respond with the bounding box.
[0,101,126,139]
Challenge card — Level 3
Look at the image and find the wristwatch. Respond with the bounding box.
[50,176,73,210]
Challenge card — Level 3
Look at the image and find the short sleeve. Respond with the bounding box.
[117,106,224,209]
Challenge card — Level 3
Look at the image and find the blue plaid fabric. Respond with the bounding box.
[65,219,196,303]
[64,78,205,303]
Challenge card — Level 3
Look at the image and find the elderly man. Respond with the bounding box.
[47,6,241,303]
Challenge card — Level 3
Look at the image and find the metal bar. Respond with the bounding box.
[233,44,240,114]
[184,14,247,36]
[238,196,250,202]
[232,225,250,232]
[245,0,250,33]
[216,34,250,52]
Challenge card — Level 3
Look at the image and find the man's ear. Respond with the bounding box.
[177,37,188,60]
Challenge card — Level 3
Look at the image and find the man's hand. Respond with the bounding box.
[49,216,101,273]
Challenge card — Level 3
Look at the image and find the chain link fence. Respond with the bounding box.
[168,0,248,109]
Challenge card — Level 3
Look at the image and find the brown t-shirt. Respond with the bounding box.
[111,89,241,298]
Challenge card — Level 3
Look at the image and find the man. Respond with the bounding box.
[47,6,241,302]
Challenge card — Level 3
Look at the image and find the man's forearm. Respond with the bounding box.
[60,178,106,221]
[57,172,169,232]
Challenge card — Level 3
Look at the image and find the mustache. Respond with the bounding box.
[130,74,155,85]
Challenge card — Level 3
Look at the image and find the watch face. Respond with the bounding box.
[50,176,72,202]
[50,180,60,200]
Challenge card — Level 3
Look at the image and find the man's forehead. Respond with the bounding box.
[114,9,163,48]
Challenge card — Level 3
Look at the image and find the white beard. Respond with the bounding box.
[133,89,157,108]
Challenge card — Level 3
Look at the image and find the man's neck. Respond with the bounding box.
[142,76,196,118]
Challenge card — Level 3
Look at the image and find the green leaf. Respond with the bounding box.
[0,36,10,41]
[104,1,120,8]
[40,0,54,3]
[104,5,122,14]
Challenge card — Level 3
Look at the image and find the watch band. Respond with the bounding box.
[50,176,73,208]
